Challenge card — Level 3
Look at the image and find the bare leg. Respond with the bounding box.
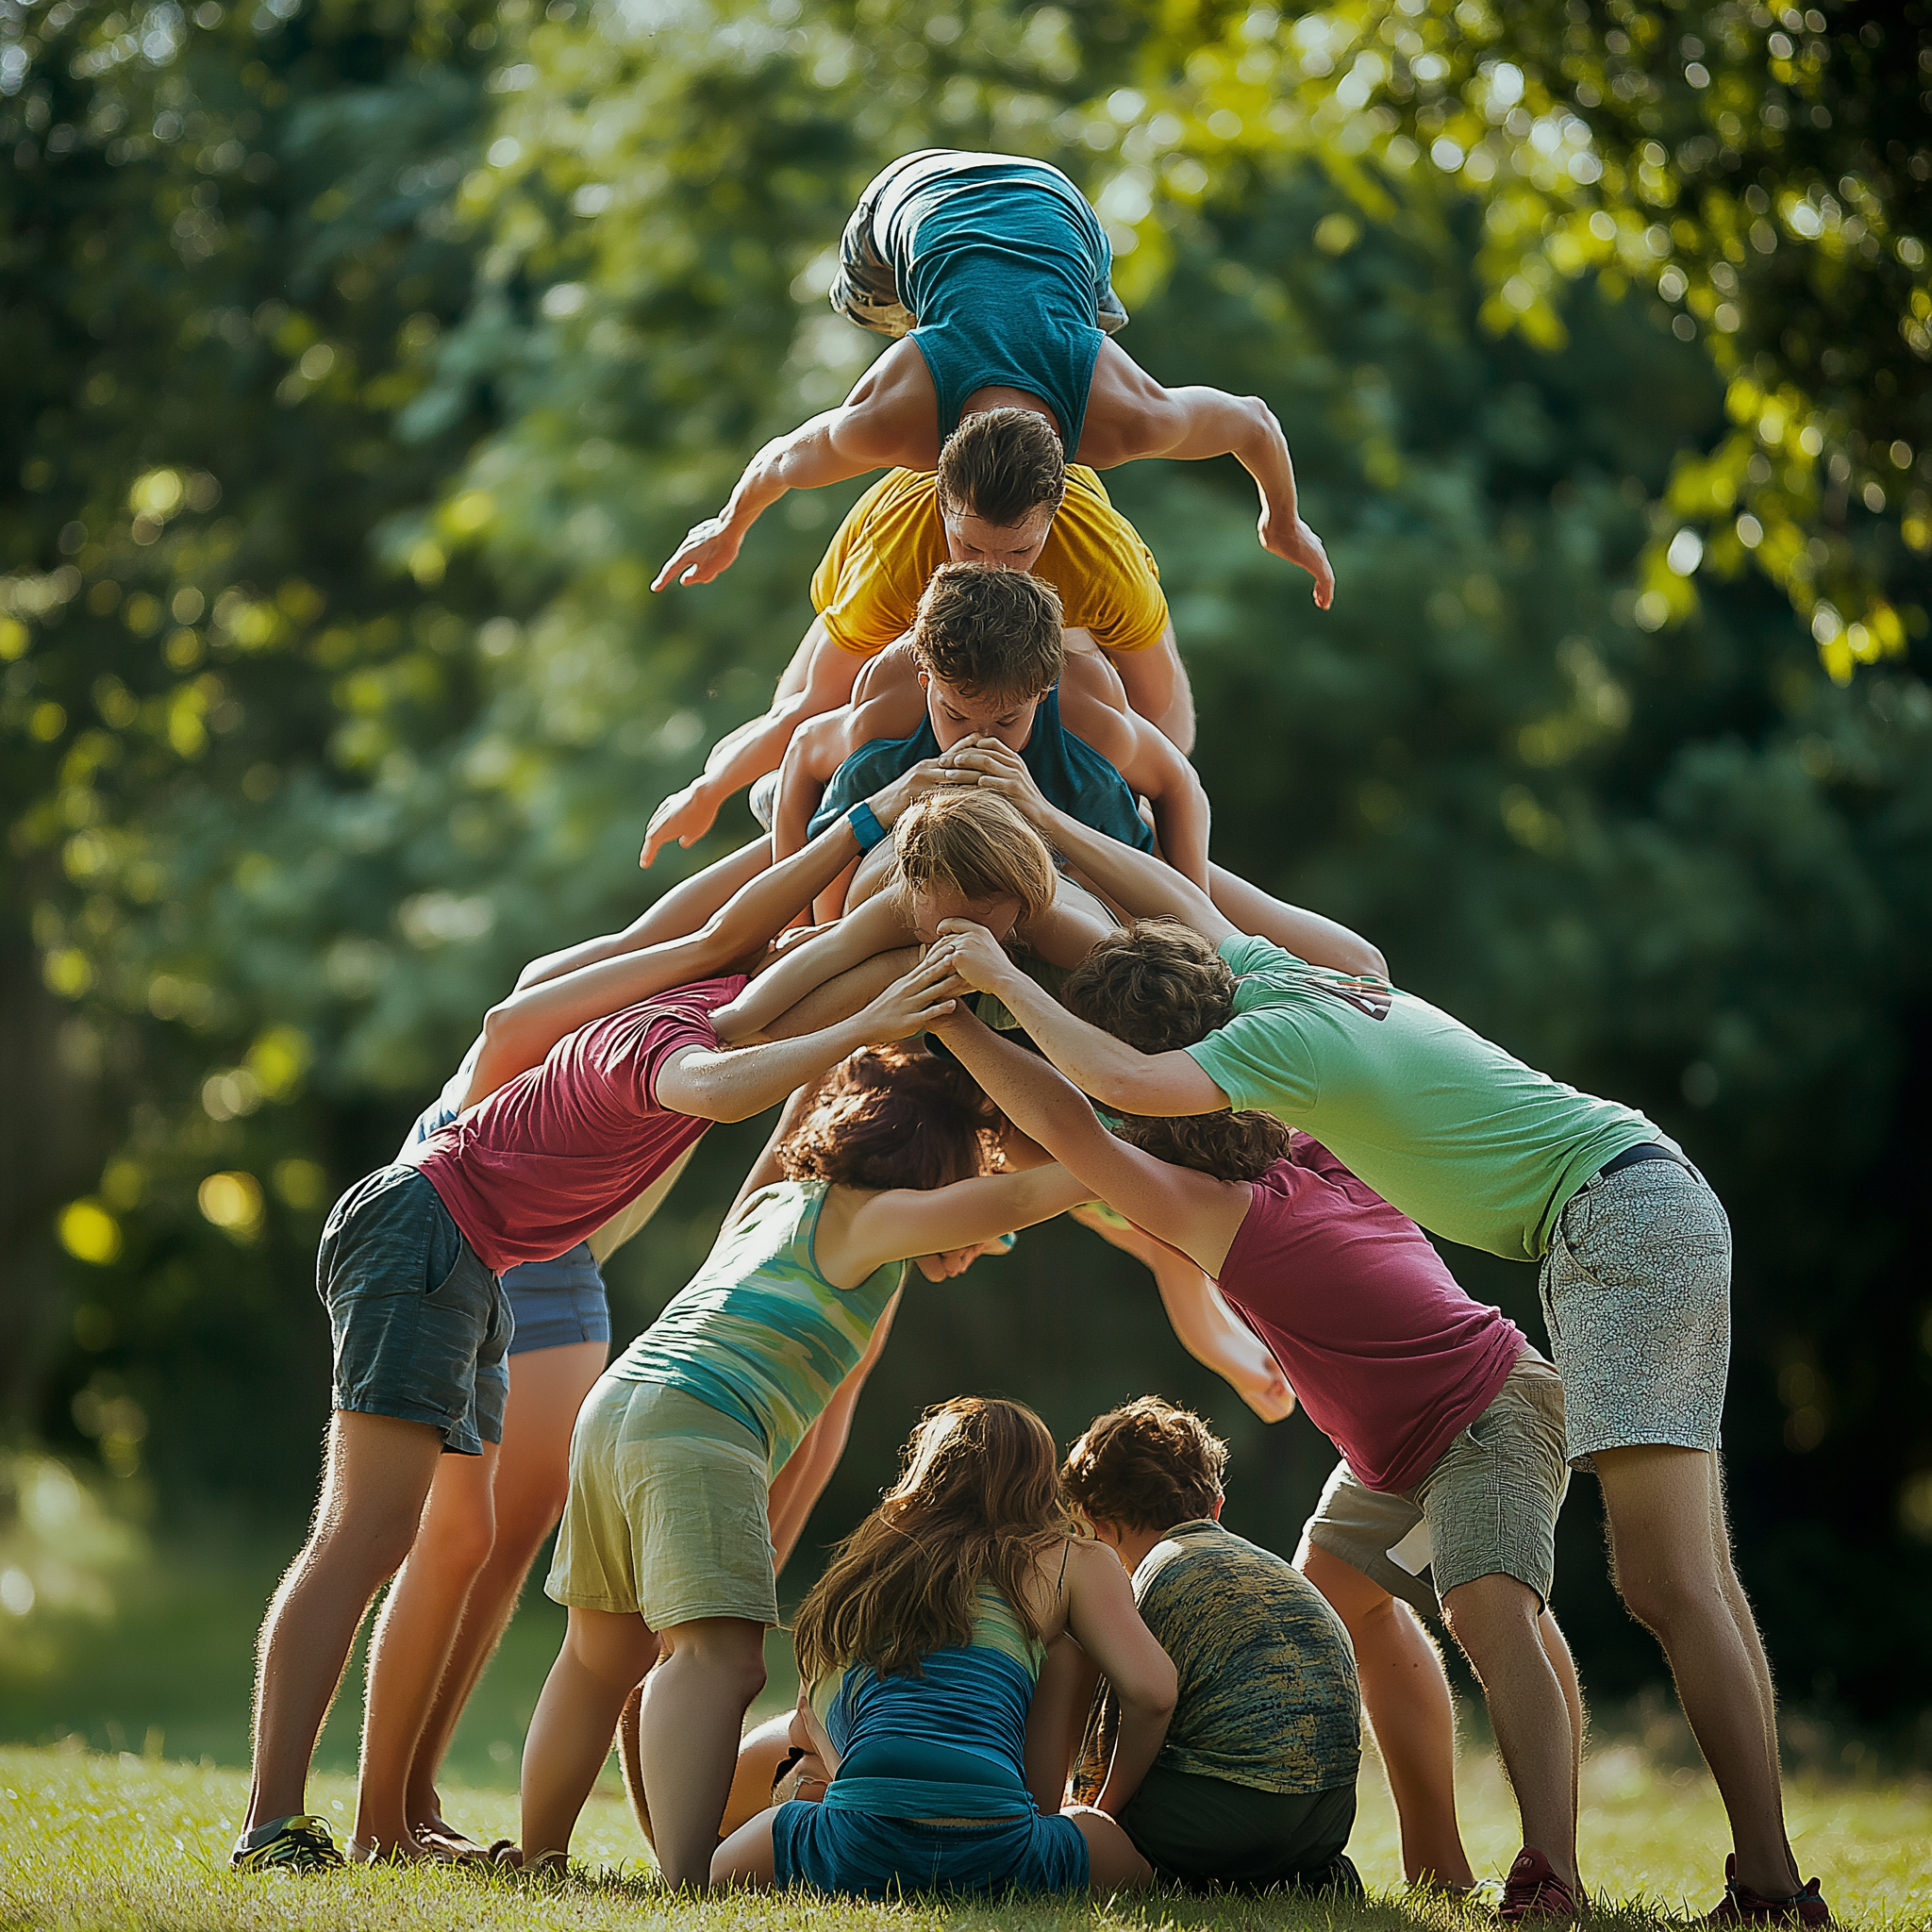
[243,1412,443,1836]
[636,1618,769,1888]
[1298,1542,1474,1889]
[520,1606,659,1867]
[401,1341,608,1840]
[719,1715,800,1841]
[1064,1804,1154,1890]
[354,1441,499,1858]
[1441,1574,1579,1890]
[711,1806,779,1888]
[1593,1445,1799,1897]
[1539,1609,1586,1874]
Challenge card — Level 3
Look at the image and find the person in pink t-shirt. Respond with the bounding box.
[235,779,964,1875]
[931,1006,1587,1920]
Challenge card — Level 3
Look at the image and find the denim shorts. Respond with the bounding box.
[317,1164,511,1457]
[1302,1354,1571,1617]
[503,1245,610,1357]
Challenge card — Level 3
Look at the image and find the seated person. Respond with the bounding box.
[652,151,1331,608]
[710,1396,1175,1896]
[1051,1397,1362,1894]
[927,979,1590,1918]
[641,408,1194,864]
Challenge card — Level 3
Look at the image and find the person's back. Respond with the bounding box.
[608,1174,904,1471]
[1117,1521,1358,1801]
[1060,1400,1359,1892]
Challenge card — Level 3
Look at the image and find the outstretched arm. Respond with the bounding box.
[463,815,863,1107]
[641,620,863,867]
[653,954,962,1124]
[1084,345,1333,608]
[933,1006,1247,1274]
[833,1162,1093,1283]
[1070,1205,1292,1423]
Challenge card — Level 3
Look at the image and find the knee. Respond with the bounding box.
[1614,1561,1720,1638]
[1441,1574,1537,1656]
[491,1484,566,1566]
[437,1510,499,1579]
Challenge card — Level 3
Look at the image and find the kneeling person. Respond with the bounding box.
[1058,1398,1361,1893]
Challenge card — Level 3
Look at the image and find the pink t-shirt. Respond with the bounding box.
[409,974,747,1274]
[1217,1138,1524,1492]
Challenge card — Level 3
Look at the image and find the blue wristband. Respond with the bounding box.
[847,801,887,853]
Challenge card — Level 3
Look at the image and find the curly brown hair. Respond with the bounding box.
[1111,1108,1292,1183]
[1060,1396,1228,1534]
[1060,917,1237,1052]
[777,1044,1000,1194]
[935,408,1067,527]
[911,561,1064,702]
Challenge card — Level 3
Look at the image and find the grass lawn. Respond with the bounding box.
[4,1740,1928,1930]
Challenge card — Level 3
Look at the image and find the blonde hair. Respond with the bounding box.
[887,790,1057,926]
[792,1397,1074,1682]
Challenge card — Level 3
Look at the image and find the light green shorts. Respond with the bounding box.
[1302,1353,1570,1619]
[546,1377,778,1629]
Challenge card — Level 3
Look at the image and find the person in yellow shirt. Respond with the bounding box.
[641,410,1191,866]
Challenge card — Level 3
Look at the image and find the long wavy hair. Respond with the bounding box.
[792,1396,1074,1682]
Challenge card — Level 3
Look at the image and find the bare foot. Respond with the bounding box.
[413,1816,490,1862]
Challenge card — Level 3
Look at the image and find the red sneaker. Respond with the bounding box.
[1500,1847,1581,1923]
[1707,1856,1833,1926]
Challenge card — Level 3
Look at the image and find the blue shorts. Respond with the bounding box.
[317,1165,511,1456]
[772,1800,1088,1899]
[503,1245,610,1357]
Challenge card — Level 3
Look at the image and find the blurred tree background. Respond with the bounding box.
[3,0,1929,1761]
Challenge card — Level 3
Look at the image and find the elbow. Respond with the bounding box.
[1125,1662,1178,1723]
[1350,938,1390,983]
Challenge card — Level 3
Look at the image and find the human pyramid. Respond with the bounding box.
[233,152,1831,1924]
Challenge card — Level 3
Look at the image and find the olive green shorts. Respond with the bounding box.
[546,1378,778,1630]
[1302,1354,1570,1619]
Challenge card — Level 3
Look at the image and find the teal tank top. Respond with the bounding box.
[810,1584,1054,1821]
[808,684,1155,856]
[610,1178,903,1470]
[881,155,1109,452]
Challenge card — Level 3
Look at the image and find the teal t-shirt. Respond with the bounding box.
[1183,936,1657,1261]
[609,1178,904,1470]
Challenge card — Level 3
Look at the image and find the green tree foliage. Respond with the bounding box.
[1103,0,1932,676]
[2,0,1929,1716]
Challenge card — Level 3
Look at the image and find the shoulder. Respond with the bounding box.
[1075,341,1185,466]
[1056,680,1135,760]
[839,341,940,464]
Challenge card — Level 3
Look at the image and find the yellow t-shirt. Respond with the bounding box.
[809,465,1169,658]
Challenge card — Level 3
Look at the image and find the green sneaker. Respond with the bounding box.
[231,1813,346,1873]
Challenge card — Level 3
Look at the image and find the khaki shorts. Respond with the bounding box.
[1302,1355,1570,1619]
[546,1378,778,1629]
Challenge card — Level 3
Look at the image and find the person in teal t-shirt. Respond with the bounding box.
[902,739,1833,1926]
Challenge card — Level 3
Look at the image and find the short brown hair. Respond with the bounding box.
[888,790,1058,926]
[911,561,1064,702]
[936,408,1067,526]
[779,1044,998,1193]
[1061,1396,1228,1534]
[1061,918,1237,1052]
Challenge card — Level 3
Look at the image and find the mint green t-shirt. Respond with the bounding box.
[1183,936,1657,1262]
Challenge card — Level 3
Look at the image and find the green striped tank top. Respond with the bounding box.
[609,1178,904,1471]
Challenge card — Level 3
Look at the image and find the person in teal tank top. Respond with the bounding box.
[711,1397,1176,1897]
[516,1048,1095,1890]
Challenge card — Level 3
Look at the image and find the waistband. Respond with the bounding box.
[1597,1141,1690,1181]
[821,1777,1037,1822]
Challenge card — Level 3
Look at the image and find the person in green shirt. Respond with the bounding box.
[905,737,1830,1927]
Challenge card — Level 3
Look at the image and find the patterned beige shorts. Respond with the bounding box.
[1538,1153,1731,1469]
[1301,1354,1572,1618]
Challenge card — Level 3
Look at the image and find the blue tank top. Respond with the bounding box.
[811,1586,1052,1821]
[807,683,1155,855]
[880,155,1109,453]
